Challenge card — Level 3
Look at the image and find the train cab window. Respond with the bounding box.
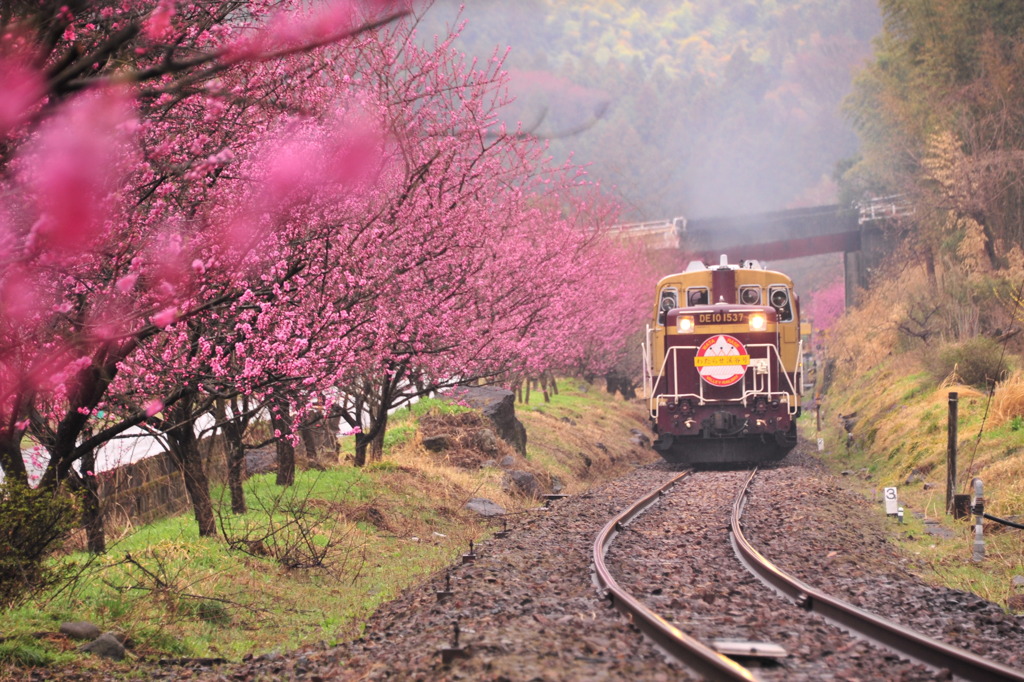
[739,285,761,305]
[686,287,709,306]
[657,287,678,325]
[768,285,793,322]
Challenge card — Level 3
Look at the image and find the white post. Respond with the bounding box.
[883,487,898,516]
[971,477,985,561]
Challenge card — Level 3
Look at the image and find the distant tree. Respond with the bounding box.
[844,0,1024,269]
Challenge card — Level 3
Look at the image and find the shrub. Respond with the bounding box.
[0,483,79,609]
[933,336,1013,388]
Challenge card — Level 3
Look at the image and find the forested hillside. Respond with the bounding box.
[822,0,1024,601]
[419,0,881,218]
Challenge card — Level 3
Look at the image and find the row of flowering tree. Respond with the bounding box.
[0,0,651,545]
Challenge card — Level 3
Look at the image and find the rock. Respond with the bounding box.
[1008,594,1024,612]
[245,447,277,475]
[445,387,527,456]
[464,498,506,517]
[480,459,497,469]
[560,417,577,426]
[60,621,102,641]
[80,633,126,660]
[499,455,515,469]
[422,435,450,452]
[906,472,923,485]
[503,470,542,499]
[629,429,651,448]
[475,428,500,454]
[923,482,935,490]
[595,442,609,453]
[550,476,565,494]
[1012,575,1024,588]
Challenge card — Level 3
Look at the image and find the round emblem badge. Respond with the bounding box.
[693,334,750,387]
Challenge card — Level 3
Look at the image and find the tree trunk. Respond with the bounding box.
[271,403,295,486]
[79,448,106,554]
[620,377,637,400]
[216,400,248,515]
[540,373,550,403]
[353,432,369,467]
[325,411,341,464]
[550,375,559,396]
[0,437,29,484]
[166,418,216,538]
[299,417,321,466]
[368,411,389,462]
[214,399,247,509]
[925,248,938,287]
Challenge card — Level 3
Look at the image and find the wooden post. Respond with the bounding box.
[946,392,958,515]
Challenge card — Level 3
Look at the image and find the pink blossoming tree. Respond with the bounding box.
[0,1,653,544]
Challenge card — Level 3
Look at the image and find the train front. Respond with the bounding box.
[645,259,802,465]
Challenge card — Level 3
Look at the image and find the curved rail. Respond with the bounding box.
[731,469,1024,682]
[592,471,755,681]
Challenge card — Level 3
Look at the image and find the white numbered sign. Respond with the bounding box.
[883,487,898,515]
[817,438,824,452]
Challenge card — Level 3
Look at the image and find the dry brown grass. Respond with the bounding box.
[991,370,1024,425]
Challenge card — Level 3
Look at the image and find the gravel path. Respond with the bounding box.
[125,443,1024,680]
[176,464,692,681]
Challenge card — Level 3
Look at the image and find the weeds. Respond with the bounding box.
[218,472,368,574]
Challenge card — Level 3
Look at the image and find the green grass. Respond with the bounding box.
[0,639,70,668]
[821,351,1024,611]
[2,380,654,676]
[3,466,471,665]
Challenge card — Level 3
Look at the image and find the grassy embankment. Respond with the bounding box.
[816,265,1024,610]
[0,383,655,677]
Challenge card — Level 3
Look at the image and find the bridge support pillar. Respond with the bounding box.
[844,224,892,308]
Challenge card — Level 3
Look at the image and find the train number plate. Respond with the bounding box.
[696,312,744,324]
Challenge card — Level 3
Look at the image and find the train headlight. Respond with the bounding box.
[677,316,694,333]
[749,313,767,331]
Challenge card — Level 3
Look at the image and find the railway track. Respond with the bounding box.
[594,465,1024,681]
[592,469,755,681]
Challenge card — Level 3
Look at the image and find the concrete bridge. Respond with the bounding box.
[617,198,910,304]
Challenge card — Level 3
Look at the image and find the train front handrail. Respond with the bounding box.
[649,342,800,420]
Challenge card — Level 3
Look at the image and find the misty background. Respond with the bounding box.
[416,0,882,222]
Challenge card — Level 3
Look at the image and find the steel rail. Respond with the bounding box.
[592,471,755,681]
[731,469,1024,682]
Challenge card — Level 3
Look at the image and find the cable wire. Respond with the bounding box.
[983,513,1024,530]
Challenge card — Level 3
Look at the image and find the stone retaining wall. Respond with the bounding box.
[96,435,230,532]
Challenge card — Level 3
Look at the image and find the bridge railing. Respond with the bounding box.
[612,216,687,234]
[857,195,915,223]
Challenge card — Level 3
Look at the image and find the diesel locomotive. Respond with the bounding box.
[643,255,802,465]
